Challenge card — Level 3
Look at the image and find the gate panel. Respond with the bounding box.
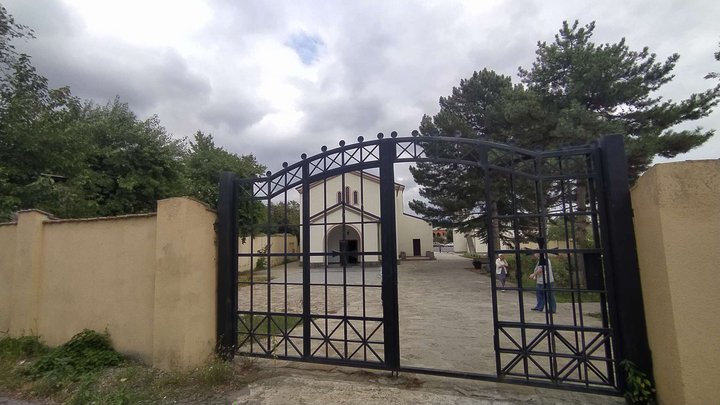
[488,147,617,390]
[217,133,647,395]
[233,138,395,368]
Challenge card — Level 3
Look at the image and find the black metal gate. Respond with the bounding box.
[216,133,651,395]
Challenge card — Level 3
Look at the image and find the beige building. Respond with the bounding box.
[298,171,432,265]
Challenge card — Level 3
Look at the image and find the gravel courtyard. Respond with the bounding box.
[239,252,606,377]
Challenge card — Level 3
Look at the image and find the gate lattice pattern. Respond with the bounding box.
[217,132,650,395]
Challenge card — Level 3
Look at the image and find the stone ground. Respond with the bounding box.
[240,252,607,376]
[224,358,625,404]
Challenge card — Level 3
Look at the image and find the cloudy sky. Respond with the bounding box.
[5,0,719,207]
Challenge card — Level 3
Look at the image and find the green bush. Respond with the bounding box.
[255,246,269,270]
[621,359,656,405]
[0,335,48,360]
[501,253,572,288]
[24,329,123,381]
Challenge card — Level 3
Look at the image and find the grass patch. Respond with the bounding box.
[0,331,256,404]
[239,259,292,283]
[465,253,602,303]
[0,335,48,360]
[555,291,601,303]
[238,271,270,283]
[238,314,303,347]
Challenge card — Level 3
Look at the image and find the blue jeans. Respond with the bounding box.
[535,282,556,313]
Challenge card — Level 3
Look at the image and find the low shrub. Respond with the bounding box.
[24,329,123,381]
[0,335,48,360]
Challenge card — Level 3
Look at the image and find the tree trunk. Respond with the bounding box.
[465,234,477,255]
[574,183,589,288]
[491,200,501,251]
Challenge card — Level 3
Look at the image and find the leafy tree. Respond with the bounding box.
[411,20,720,247]
[183,131,266,238]
[70,99,187,216]
[2,7,187,219]
[1,6,266,220]
[1,4,34,86]
[268,201,300,236]
[0,54,87,219]
[183,131,265,207]
[0,69,188,219]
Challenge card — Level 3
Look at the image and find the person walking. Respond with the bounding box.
[495,254,509,291]
[529,253,556,313]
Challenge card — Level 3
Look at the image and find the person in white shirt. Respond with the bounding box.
[495,254,509,291]
[529,253,556,313]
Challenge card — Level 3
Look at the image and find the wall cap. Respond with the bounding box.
[44,212,157,225]
[16,209,57,219]
[159,197,217,214]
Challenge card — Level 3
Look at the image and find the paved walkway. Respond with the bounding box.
[398,252,604,376]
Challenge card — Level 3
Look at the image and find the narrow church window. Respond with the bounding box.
[337,191,342,203]
[353,190,358,205]
[345,186,351,202]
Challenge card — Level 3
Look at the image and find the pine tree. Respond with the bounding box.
[411,20,720,245]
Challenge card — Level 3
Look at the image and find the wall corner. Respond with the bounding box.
[152,197,218,370]
[8,210,52,336]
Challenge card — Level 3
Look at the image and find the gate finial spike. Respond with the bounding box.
[301,153,307,159]
[411,130,419,137]
[391,131,398,138]
[357,136,364,143]
[266,170,272,177]
[339,140,346,146]
[282,162,288,168]
[377,132,384,139]
[321,145,327,152]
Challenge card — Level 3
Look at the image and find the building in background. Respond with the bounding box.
[298,171,432,266]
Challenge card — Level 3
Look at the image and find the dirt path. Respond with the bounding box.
[225,359,625,405]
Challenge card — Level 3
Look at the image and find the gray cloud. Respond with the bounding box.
[199,97,268,133]
[3,0,719,201]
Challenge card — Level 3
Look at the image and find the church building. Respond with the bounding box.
[298,171,432,266]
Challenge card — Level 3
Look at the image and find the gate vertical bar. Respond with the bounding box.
[597,134,653,390]
[379,135,400,369]
[482,147,502,378]
[301,158,311,358]
[217,171,239,359]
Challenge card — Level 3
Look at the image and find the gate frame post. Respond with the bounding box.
[217,171,239,359]
[597,134,653,390]
[379,134,400,369]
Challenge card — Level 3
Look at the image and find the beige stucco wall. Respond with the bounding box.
[397,214,433,257]
[0,198,217,371]
[0,223,17,332]
[153,198,217,370]
[238,233,299,270]
[632,160,720,405]
[452,230,488,254]
[40,214,157,361]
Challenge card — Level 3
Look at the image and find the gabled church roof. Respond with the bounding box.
[296,171,404,193]
[308,202,381,223]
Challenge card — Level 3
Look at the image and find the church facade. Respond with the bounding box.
[298,171,432,266]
